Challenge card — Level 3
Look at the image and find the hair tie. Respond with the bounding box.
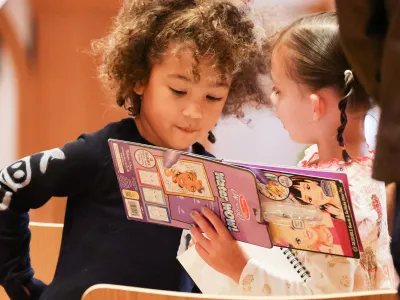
[344,70,354,85]
[344,70,353,78]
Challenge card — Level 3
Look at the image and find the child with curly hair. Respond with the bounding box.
[0,1,269,299]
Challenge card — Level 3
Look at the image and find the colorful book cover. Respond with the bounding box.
[108,139,272,248]
[226,160,363,259]
[109,140,362,258]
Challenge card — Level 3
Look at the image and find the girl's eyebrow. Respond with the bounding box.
[168,73,229,88]
[168,73,192,82]
[212,81,229,88]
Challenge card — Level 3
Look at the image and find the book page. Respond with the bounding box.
[108,139,272,248]
[230,161,361,258]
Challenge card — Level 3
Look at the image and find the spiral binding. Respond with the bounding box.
[280,247,311,282]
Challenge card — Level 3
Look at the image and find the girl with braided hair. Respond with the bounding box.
[189,12,397,295]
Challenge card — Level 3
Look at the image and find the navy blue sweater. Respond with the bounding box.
[0,118,211,299]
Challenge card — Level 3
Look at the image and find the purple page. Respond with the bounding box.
[108,139,272,248]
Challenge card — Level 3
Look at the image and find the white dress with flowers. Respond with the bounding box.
[238,145,396,295]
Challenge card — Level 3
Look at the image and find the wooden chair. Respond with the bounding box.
[82,284,398,300]
[0,222,63,300]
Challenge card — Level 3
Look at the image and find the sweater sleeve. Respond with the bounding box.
[0,130,108,299]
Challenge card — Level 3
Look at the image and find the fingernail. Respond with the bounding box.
[202,207,208,212]
[191,211,196,217]
[189,224,193,229]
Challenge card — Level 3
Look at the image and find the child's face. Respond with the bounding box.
[270,50,318,144]
[135,43,231,151]
[175,171,203,193]
[284,225,333,249]
[273,222,319,249]
[294,180,328,207]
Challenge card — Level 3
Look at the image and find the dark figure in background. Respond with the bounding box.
[336,0,400,293]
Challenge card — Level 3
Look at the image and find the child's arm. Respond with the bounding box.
[190,208,357,296]
[0,132,106,299]
[0,210,47,299]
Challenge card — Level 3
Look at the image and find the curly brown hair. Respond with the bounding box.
[92,0,270,119]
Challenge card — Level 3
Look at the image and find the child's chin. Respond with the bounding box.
[167,140,195,152]
[290,134,313,145]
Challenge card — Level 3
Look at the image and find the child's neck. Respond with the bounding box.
[134,117,193,153]
[317,116,369,163]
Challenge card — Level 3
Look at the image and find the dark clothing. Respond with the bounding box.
[336,1,400,292]
[0,118,211,299]
[336,0,400,182]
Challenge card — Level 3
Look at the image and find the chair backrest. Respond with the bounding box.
[0,222,63,300]
[82,284,398,300]
[29,222,63,283]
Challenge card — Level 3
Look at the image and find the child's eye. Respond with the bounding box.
[306,184,311,190]
[272,86,280,95]
[206,95,223,102]
[295,237,301,244]
[307,196,312,203]
[169,87,187,96]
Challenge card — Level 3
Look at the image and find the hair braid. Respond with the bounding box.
[336,70,354,162]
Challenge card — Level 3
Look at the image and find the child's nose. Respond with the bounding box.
[182,103,203,119]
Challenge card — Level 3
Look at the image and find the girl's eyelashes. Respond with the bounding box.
[206,95,223,101]
[272,86,280,95]
[169,87,187,96]
[169,87,223,101]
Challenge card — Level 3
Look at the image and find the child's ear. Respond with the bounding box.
[134,81,145,96]
[309,93,326,121]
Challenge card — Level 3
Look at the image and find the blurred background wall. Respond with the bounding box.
[0,0,378,226]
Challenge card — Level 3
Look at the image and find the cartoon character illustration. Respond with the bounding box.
[256,173,289,201]
[164,167,205,193]
[290,178,345,220]
[155,157,214,201]
[268,215,343,255]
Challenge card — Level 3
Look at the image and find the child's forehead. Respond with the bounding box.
[271,47,289,79]
[159,42,232,85]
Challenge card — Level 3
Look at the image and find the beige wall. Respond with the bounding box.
[0,47,18,168]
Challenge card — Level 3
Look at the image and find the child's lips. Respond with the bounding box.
[176,126,198,134]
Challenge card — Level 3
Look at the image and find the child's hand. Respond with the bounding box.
[189,207,249,283]
[188,236,196,248]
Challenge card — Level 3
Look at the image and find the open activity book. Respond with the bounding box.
[109,139,363,258]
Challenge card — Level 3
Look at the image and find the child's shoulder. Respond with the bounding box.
[63,118,140,163]
[80,118,139,144]
[298,144,374,172]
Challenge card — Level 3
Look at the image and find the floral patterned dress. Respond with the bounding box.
[239,145,397,295]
